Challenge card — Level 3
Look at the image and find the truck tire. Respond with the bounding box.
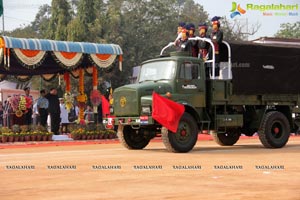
[118,125,150,149]
[258,111,290,148]
[162,113,198,153]
[211,128,240,146]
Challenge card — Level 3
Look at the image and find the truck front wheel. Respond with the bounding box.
[118,125,151,149]
[258,111,290,148]
[212,128,240,146]
[162,113,198,153]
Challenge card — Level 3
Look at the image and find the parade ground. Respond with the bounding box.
[0,135,300,200]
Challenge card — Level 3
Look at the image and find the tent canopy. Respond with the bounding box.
[0,36,123,79]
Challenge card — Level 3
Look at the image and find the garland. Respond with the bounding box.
[14,75,32,82]
[41,74,57,82]
[52,51,83,70]
[89,54,116,68]
[90,66,101,113]
[64,72,71,92]
[63,72,73,112]
[13,48,47,69]
[76,69,87,122]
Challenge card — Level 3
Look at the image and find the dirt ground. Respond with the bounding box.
[0,136,300,200]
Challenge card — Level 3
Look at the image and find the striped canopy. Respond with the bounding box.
[2,36,123,55]
[0,36,123,79]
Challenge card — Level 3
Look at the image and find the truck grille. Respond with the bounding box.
[113,89,139,116]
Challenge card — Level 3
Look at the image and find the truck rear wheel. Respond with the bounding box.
[162,113,198,153]
[118,125,150,149]
[212,128,240,146]
[258,111,290,148]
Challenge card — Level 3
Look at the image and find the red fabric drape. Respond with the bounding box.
[152,92,185,133]
[101,95,110,117]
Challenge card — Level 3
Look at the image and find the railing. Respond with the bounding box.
[160,38,232,80]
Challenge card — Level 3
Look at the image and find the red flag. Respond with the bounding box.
[152,92,185,133]
[101,95,110,117]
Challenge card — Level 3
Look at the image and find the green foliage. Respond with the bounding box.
[275,22,300,39]
[47,0,72,40]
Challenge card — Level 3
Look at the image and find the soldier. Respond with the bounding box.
[198,22,211,77]
[177,25,192,53]
[174,22,186,47]
[198,22,209,60]
[187,23,199,57]
[210,16,223,77]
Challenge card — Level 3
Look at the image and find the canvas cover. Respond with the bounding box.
[219,42,300,94]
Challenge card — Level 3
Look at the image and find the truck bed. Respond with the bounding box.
[219,41,300,95]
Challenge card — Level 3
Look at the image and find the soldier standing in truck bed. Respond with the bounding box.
[210,16,223,77]
[187,23,199,57]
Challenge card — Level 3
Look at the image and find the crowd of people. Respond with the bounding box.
[174,16,223,77]
[0,87,103,135]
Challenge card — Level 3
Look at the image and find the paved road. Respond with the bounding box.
[1,137,300,200]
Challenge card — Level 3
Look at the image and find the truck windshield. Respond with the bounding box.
[139,61,176,82]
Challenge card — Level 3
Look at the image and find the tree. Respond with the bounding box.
[8,26,38,38]
[46,0,72,40]
[275,22,300,39]
[180,0,208,26]
[216,17,261,41]
[31,4,51,38]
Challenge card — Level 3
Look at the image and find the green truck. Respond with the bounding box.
[103,38,300,153]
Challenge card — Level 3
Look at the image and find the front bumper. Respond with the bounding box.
[103,115,155,129]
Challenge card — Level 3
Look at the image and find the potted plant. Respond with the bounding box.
[107,129,117,139]
[46,132,53,141]
[7,132,15,143]
[71,128,85,140]
[2,132,10,143]
[0,127,12,143]
[24,132,31,141]
[19,132,25,142]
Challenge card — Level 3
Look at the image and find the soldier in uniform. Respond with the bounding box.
[198,22,209,60]
[198,22,211,77]
[187,23,199,57]
[177,25,192,54]
[210,16,223,77]
[174,21,186,47]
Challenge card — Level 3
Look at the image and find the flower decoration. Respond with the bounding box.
[64,92,74,112]
[8,95,33,117]
[90,90,101,106]
[77,92,87,104]
[78,68,86,120]
[76,93,87,103]
[9,96,20,111]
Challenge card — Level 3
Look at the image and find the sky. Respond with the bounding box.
[2,0,300,40]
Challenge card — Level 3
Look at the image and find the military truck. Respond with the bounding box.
[103,37,300,153]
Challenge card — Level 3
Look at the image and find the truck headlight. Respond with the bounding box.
[141,106,151,115]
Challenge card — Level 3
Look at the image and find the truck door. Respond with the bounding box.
[176,61,206,107]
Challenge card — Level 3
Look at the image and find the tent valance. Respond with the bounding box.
[0,36,123,77]
[2,36,123,54]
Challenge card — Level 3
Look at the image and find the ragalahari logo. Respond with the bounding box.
[230,2,246,18]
